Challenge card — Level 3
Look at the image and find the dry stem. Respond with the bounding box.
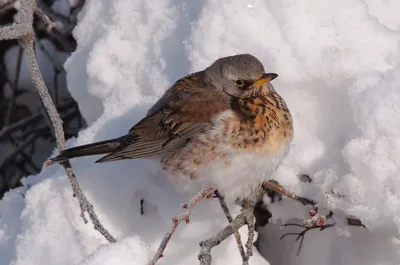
[281,222,335,255]
[198,187,264,265]
[148,188,217,265]
[215,191,247,263]
[0,0,116,243]
[198,212,247,265]
[262,180,365,228]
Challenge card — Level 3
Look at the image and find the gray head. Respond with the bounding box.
[203,54,278,97]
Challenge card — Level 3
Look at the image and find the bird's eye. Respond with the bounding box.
[235,79,245,87]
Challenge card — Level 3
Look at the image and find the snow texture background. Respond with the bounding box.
[1,0,400,264]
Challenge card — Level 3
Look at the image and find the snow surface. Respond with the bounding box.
[2,0,400,264]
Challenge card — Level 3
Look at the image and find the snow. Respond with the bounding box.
[78,236,151,265]
[1,0,400,264]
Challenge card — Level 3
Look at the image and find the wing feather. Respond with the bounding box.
[96,72,231,163]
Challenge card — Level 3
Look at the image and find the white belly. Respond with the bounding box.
[196,147,289,201]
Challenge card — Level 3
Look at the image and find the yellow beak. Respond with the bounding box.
[252,73,278,88]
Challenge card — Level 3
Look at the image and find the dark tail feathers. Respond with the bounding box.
[50,137,123,163]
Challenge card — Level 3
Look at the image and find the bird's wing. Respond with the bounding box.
[96,72,231,163]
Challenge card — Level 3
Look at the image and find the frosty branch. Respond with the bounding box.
[0,0,116,243]
[262,179,366,255]
[149,187,263,265]
[214,191,247,263]
[148,188,217,265]
[198,187,264,265]
[261,179,366,228]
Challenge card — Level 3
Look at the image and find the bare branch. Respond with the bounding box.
[22,36,64,142]
[148,188,217,265]
[244,213,255,260]
[34,7,54,31]
[262,180,315,206]
[199,188,264,265]
[24,19,116,244]
[198,212,247,265]
[0,0,116,243]
[0,0,34,40]
[37,0,75,33]
[281,222,335,256]
[0,1,14,16]
[0,0,12,9]
[0,24,30,40]
[60,160,116,243]
[215,191,247,263]
[261,179,366,256]
[262,180,365,227]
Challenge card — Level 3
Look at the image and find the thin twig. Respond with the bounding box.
[280,223,335,255]
[34,6,55,31]
[198,188,264,265]
[37,0,75,33]
[24,39,116,242]
[198,213,247,265]
[262,180,365,228]
[215,191,247,263]
[60,160,116,243]
[148,188,217,265]
[0,0,116,243]
[262,180,316,206]
[0,0,13,16]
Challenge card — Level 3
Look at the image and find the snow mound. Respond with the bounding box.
[78,236,150,265]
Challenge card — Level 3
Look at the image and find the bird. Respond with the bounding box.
[47,54,293,201]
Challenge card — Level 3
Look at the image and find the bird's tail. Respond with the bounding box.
[49,137,123,163]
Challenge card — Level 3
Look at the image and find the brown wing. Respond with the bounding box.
[96,72,231,163]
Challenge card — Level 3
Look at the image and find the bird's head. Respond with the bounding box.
[203,54,278,98]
